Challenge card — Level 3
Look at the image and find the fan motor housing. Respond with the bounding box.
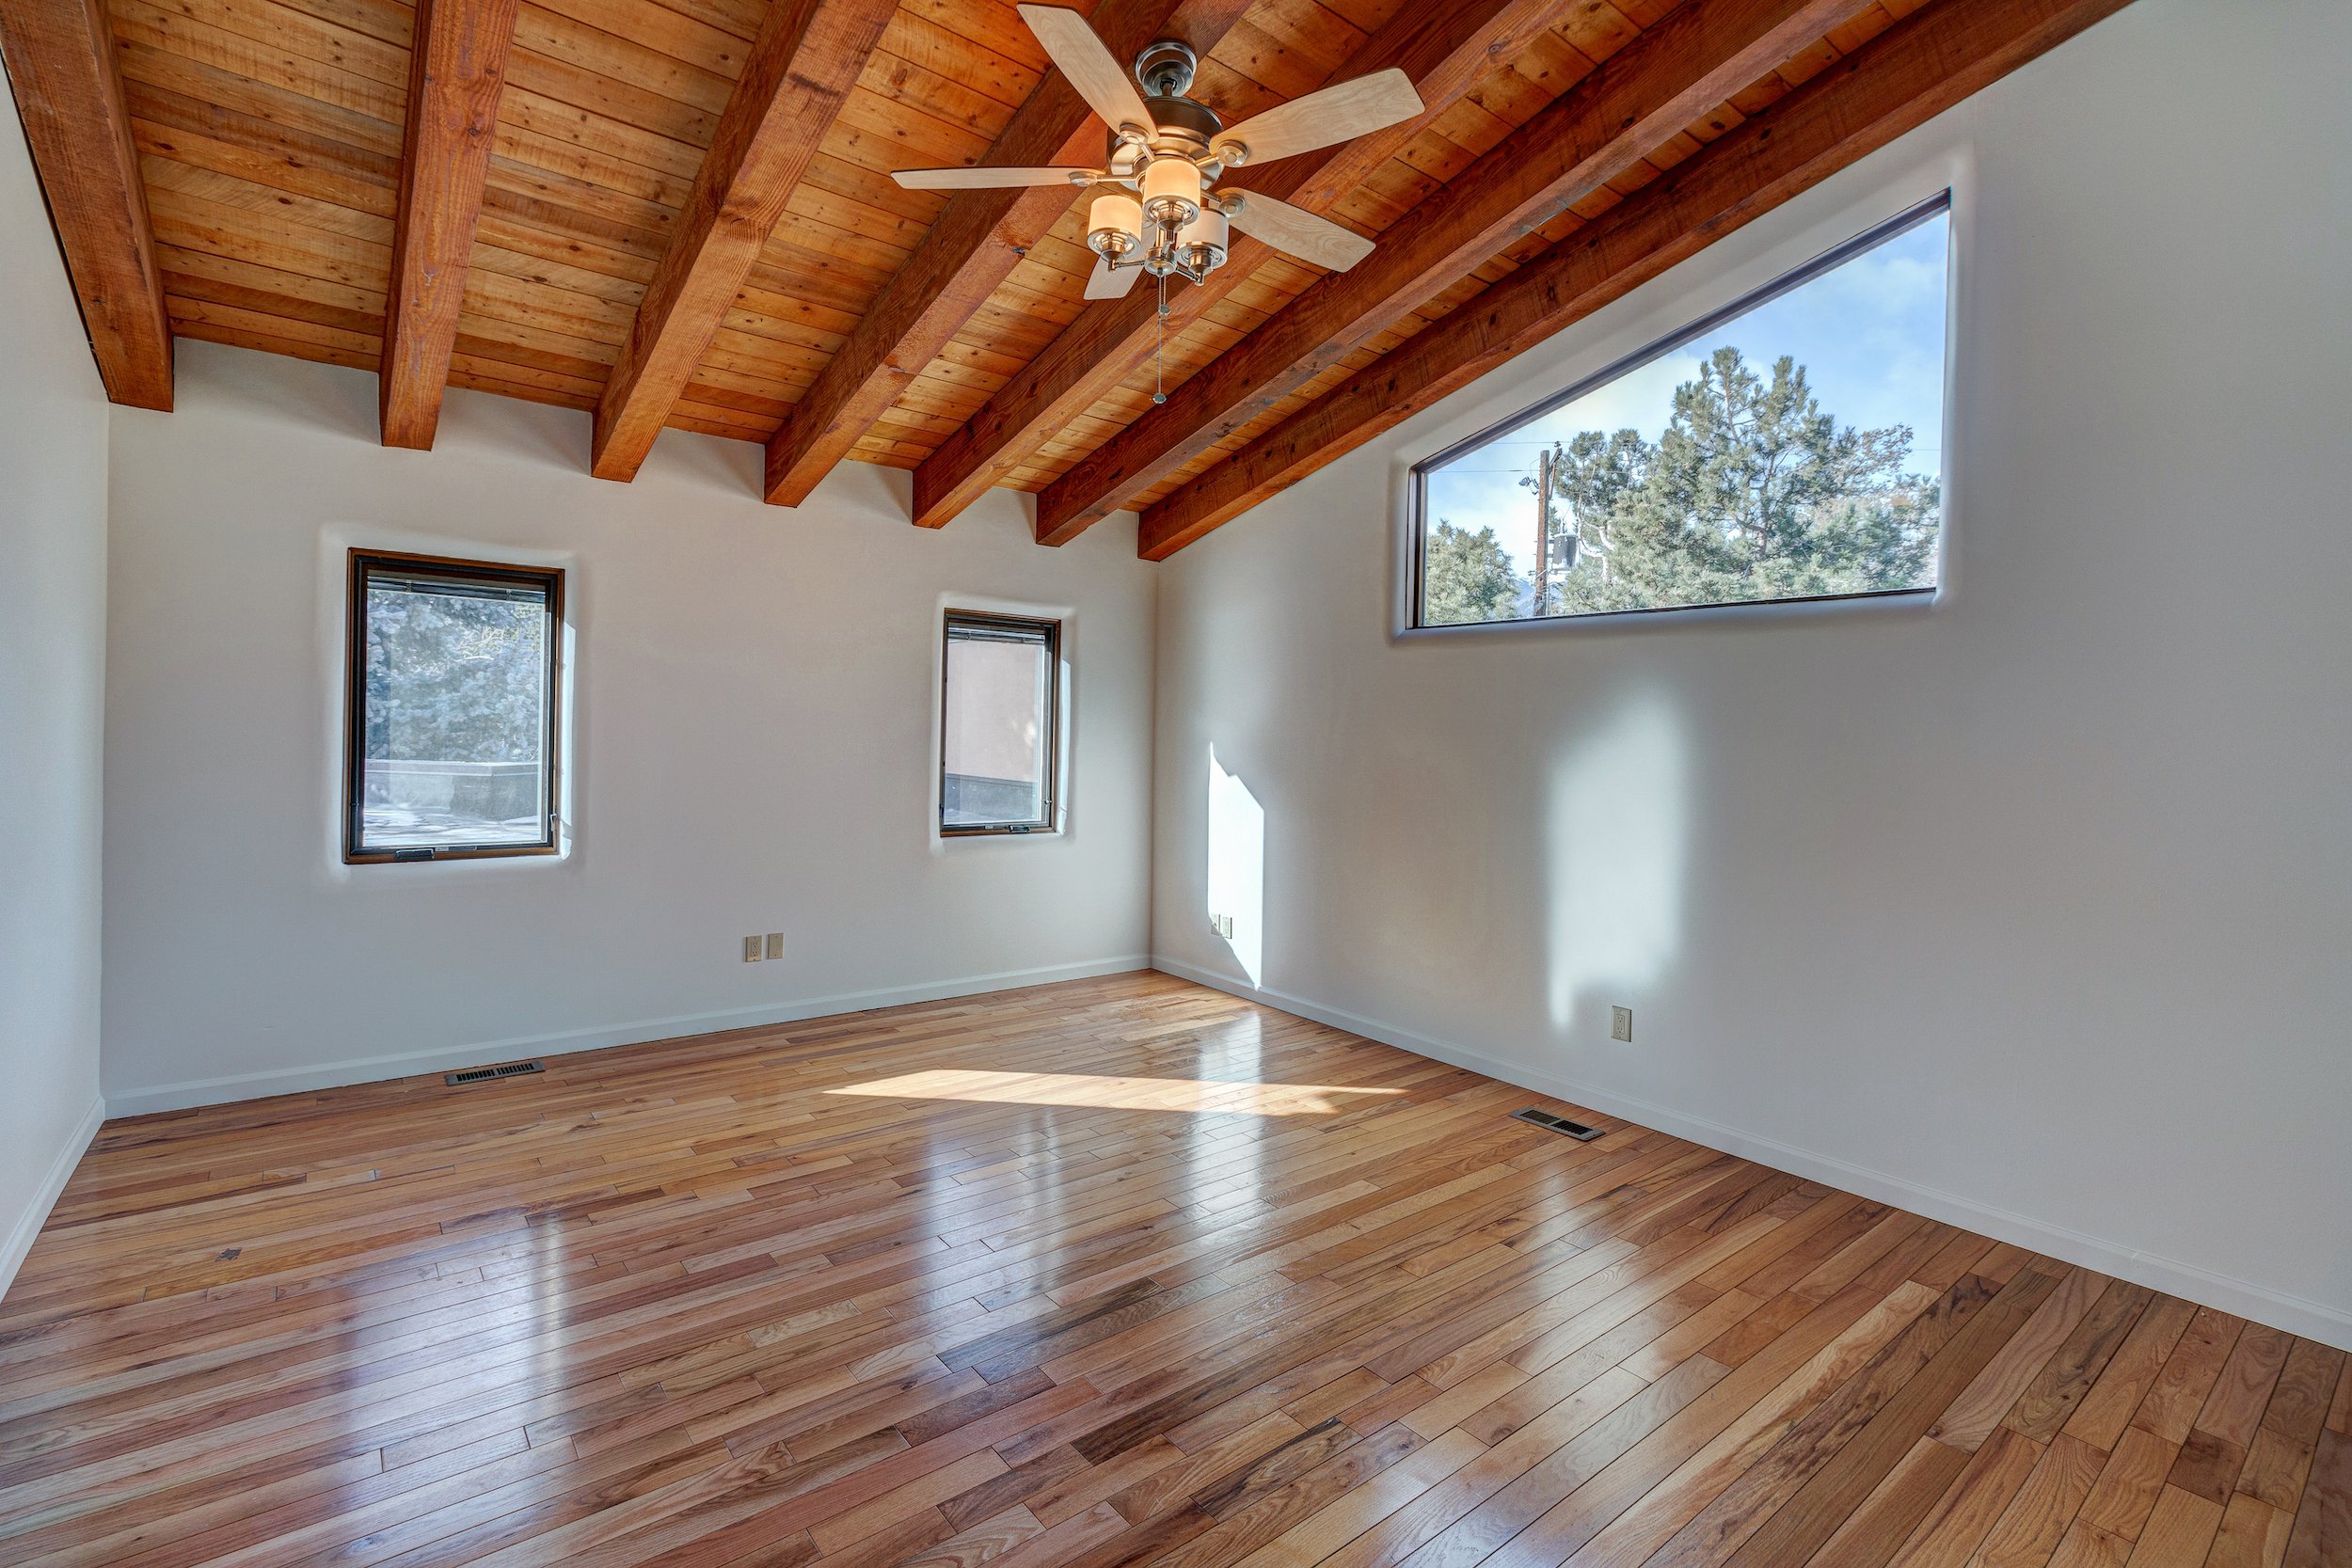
[1134,95,1220,160]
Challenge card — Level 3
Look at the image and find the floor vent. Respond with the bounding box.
[1511,1106,1604,1141]
[445,1060,545,1086]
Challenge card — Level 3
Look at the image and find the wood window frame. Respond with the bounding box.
[938,610,1062,838]
[343,548,565,864]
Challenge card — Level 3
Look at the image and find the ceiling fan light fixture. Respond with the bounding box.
[1087,192,1145,260]
[889,9,1423,300]
[1141,156,1202,229]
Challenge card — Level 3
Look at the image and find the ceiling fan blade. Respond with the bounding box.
[1018,5,1153,136]
[1223,193,1375,272]
[1084,257,1142,300]
[1211,69,1423,166]
[891,166,1093,190]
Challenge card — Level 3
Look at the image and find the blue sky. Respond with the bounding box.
[1426,212,1950,576]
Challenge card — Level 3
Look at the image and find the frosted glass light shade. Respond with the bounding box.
[1141,157,1202,227]
[1177,205,1229,271]
[1086,193,1143,259]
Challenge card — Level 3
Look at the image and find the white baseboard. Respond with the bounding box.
[106,956,1153,1118]
[1153,956,2352,1353]
[0,1094,105,1306]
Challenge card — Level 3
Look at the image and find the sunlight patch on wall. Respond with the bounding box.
[1547,697,1691,1032]
[828,1069,1400,1117]
[1208,747,1266,985]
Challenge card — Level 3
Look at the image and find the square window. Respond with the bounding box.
[1414,195,1950,628]
[344,550,563,863]
[940,612,1059,835]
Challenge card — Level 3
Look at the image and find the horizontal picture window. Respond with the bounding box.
[1413,195,1951,629]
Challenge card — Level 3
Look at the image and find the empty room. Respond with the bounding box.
[2,0,2346,1562]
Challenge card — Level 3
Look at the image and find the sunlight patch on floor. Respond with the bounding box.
[827,1069,1402,1117]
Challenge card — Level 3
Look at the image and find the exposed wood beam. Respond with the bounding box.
[1035,0,1883,546]
[760,0,1256,509]
[906,0,1578,531]
[0,0,173,408]
[377,0,519,450]
[1138,0,2137,560]
[589,0,895,482]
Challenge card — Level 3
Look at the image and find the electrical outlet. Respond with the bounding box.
[765,932,784,959]
[1209,913,1234,940]
[1611,1006,1633,1043]
[743,935,763,962]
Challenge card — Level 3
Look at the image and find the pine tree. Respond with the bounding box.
[1422,520,1524,626]
[365,589,548,763]
[1531,347,1938,616]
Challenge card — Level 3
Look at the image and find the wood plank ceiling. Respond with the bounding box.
[0,0,2135,556]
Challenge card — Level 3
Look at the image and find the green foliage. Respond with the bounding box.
[365,588,548,762]
[1422,520,1523,626]
[1535,347,1939,616]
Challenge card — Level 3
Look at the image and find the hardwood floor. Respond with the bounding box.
[2,972,2343,1568]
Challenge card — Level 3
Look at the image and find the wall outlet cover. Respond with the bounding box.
[1611,1006,1633,1042]
[765,932,784,959]
[743,936,763,962]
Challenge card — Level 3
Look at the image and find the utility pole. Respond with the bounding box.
[1533,446,1554,615]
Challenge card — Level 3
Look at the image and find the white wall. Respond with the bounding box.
[1151,0,2352,1347]
[0,81,110,1294]
[103,341,1157,1113]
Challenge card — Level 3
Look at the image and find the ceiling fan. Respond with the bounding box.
[889,5,1422,309]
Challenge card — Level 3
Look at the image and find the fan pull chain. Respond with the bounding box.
[1153,271,1169,404]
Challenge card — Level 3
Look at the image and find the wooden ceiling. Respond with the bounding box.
[1,0,2132,556]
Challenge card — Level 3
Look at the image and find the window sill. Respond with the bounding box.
[938,826,1062,840]
[1401,585,1940,641]
[934,823,1066,848]
[344,842,562,865]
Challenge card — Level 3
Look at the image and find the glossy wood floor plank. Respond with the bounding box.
[0,973,2340,1568]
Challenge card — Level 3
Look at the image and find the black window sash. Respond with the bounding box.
[344,549,564,863]
[940,611,1060,835]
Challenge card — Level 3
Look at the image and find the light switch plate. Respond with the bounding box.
[743,936,763,962]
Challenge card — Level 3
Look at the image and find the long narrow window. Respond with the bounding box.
[940,611,1059,835]
[344,550,563,863]
[1413,195,1951,628]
